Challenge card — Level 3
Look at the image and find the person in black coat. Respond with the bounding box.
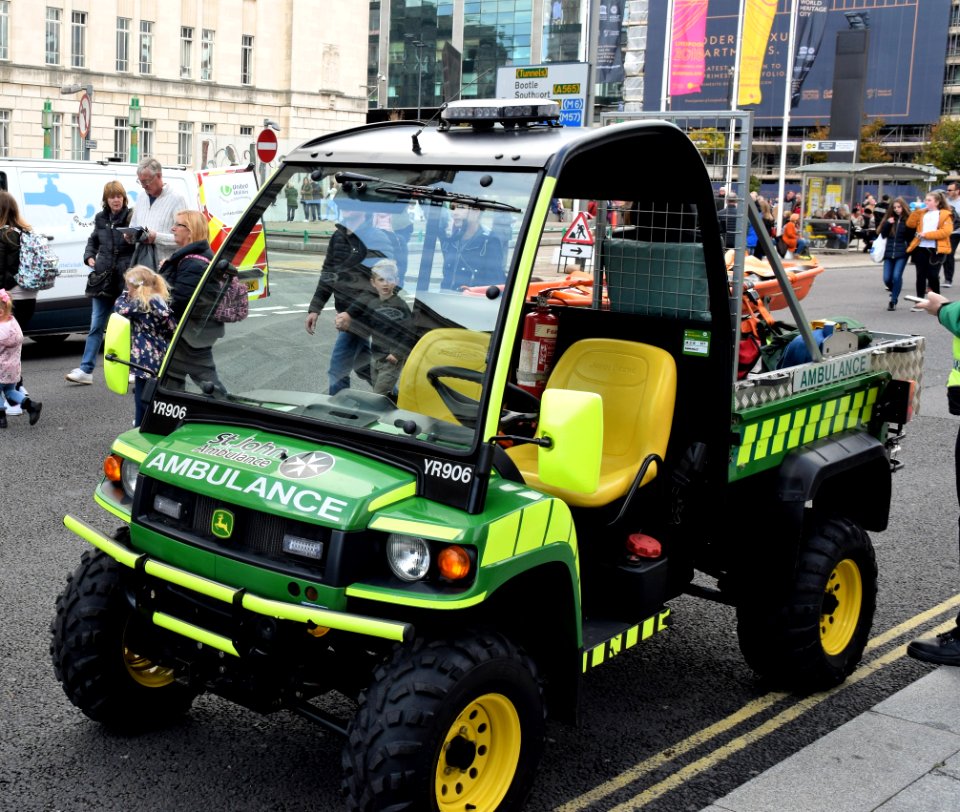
[877,197,914,311]
[159,209,225,395]
[66,181,135,384]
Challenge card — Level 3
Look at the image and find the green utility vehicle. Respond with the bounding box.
[51,104,922,811]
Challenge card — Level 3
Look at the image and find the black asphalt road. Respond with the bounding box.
[1,256,955,811]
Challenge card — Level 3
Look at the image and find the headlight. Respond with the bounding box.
[386,534,431,582]
[120,460,140,498]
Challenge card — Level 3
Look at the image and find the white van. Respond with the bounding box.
[0,158,197,338]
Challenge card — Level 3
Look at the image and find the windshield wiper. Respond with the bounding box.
[333,171,520,212]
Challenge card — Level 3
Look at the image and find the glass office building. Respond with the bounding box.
[369,0,594,113]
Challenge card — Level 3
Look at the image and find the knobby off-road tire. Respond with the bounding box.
[50,549,198,730]
[342,631,546,812]
[736,516,877,692]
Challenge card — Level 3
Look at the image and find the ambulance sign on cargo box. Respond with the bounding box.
[495,63,590,127]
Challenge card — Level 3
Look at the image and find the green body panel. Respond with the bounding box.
[118,421,583,619]
[140,424,417,530]
[729,374,888,481]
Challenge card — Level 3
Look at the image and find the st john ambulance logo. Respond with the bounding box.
[211,509,234,539]
[278,451,336,480]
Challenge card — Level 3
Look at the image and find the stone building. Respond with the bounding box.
[0,0,369,167]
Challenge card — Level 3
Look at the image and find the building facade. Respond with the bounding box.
[367,0,598,113]
[0,0,369,167]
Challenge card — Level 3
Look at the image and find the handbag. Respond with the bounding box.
[929,247,947,267]
[869,235,886,264]
[214,275,249,323]
[182,254,249,324]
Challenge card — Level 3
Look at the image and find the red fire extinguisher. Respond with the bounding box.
[517,296,558,397]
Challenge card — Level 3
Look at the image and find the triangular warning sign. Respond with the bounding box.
[561,211,595,245]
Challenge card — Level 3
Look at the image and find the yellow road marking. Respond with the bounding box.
[555,593,960,812]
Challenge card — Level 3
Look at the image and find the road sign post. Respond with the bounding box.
[77,91,93,161]
[256,129,279,184]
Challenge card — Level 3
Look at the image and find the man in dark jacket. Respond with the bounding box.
[304,200,395,395]
[440,205,505,290]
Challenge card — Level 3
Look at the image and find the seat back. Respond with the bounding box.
[603,239,711,322]
[397,328,490,424]
[508,338,677,507]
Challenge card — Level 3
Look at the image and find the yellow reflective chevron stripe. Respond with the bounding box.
[581,609,671,672]
[368,516,462,541]
[367,482,416,512]
[481,497,576,567]
[733,386,880,474]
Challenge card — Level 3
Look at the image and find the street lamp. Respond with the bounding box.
[128,97,141,164]
[405,35,427,120]
[41,99,53,159]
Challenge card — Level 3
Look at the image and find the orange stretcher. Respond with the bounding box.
[462,271,609,307]
[727,250,825,312]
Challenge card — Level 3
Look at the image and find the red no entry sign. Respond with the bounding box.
[256,128,278,163]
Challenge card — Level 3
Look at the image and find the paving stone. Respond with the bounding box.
[873,772,960,811]
[872,667,960,736]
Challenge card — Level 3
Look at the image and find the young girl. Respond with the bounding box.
[113,265,177,427]
[0,289,42,427]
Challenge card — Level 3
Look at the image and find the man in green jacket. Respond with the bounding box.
[908,290,960,665]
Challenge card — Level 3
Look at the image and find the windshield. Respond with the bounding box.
[161,164,537,452]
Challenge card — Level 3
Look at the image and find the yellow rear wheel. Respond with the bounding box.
[435,693,521,811]
[820,558,863,656]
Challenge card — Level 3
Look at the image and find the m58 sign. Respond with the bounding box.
[496,63,590,127]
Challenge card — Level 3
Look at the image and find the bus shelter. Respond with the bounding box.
[796,162,945,251]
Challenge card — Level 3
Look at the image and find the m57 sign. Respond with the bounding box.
[496,63,590,127]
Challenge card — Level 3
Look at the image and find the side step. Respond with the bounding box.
[580,608,670,673]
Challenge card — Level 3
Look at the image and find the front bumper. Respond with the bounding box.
[64,514,414,656]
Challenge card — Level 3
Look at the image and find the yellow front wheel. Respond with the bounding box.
[343,633,545,812]
[436,693,522,810]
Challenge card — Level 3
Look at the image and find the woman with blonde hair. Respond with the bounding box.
[159,209,226,395]
[66,180,135,384]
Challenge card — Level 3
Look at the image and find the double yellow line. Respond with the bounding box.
[556,594,960,812]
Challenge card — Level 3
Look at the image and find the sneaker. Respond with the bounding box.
[907,626,960,666]
[945,282,953,288]
[65,368,93,384]
[5,402,21,416]
[887,302,895,311]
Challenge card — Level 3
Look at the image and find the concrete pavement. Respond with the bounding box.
[700,667,960,812]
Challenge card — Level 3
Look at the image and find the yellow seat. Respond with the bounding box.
[507,338,677,507]
[397,328,490,425]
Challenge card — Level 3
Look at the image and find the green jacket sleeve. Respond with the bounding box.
[937,300,960,338]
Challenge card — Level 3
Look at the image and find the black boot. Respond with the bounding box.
[907,626,960,666]
[22,397,42,426]
[0,411,6,428]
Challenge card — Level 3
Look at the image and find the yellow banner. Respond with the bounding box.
[737,0,778,107]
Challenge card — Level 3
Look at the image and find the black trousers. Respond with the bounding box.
[914,248,942,298]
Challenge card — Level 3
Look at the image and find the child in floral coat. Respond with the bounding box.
[113,265,177,426]
[0,288,41,427]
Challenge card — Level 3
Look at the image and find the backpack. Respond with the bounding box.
[14,229,60,291]
[184,254,249,323]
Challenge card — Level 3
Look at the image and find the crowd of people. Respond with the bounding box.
[0,157,225,428]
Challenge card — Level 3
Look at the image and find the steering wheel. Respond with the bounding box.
[426,366,540,431]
